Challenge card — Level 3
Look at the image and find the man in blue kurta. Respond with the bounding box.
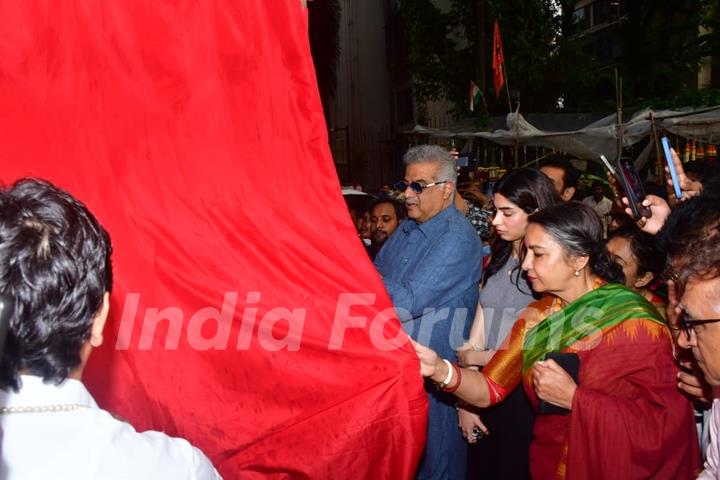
[375,145,482,480]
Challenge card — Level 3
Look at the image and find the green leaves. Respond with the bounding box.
[399,0,719,115]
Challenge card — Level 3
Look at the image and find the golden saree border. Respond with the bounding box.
[483,296,554,397]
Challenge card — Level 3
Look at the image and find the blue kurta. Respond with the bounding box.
[375,203,482,480]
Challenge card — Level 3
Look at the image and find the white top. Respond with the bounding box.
[582,195,613,216]
[700,399,720,479]
[0,375,221,480]
[582,195,613,237]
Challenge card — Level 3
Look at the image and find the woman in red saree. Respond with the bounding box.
[415,203,700,479]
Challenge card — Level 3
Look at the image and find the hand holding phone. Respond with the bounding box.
[660,138,704,203]
[599,155,617,177]
[615,158,652,220]
[661,137,683,199]
[622,194,670,235]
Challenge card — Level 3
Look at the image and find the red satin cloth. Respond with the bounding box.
[0,2,427,478]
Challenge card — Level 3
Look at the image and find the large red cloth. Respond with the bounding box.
[0,1,427,478]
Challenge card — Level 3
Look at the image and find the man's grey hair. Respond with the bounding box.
[403,145,457,185]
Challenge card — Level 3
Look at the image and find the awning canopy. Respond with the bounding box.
[407,106,720,162]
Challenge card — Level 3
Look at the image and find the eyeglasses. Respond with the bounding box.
[679,311,720,341]
[394,180,448,194]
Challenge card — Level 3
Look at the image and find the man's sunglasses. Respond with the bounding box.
[678,311,720,341]
[394,180,447,194]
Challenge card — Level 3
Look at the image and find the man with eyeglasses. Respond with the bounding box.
[374,145,482,480]
[664,190,720,478]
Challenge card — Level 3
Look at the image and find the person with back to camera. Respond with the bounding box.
[456,168,559,479]
[415,202,700,479]
[0,178,221,480]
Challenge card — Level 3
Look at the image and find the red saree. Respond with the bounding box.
[483,284,700,479]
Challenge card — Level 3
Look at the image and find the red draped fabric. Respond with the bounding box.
[0,1,426,477]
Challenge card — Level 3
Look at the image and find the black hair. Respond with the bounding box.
[370,198,407,222]
[540,155,580,191]
[683,161,714,184]
[660,189,720,296]
[485,168,560,285]
[0,179,113,390]
[608,225,665,280]
[528,202,625,285]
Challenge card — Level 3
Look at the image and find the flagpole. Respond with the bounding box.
[503,63,512,114]
[615,68,623,160]
[500,56,517,166]
[491,18,517,164]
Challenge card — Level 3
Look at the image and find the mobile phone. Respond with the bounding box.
[615,158,652,220]
[538,352,579,415]
[599,155,617,177]
[661,137,683,199]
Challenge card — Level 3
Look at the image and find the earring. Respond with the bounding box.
[574,270,581,277]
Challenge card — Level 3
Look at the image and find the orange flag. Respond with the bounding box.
[492,20,506,97]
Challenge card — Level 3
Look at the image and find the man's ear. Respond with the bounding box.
[443,181,455,200]
[89,292,110,348]
[561,187,576,202]
[634,272,654,289]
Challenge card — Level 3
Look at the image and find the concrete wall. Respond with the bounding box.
[328,0,398,190]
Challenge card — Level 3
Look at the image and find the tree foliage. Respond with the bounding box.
[398,0,456,102]
[399,0,596,116]
[398,0,720,116]
[616,0,720,109]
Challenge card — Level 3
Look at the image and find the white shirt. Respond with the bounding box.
[0,375,221,480]
[582,195,613,237]
[700,399,720,479]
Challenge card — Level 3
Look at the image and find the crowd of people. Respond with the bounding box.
[362,144,720,479]
[1,142,719,479]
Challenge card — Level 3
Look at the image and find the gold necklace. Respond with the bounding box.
[0,404,89,414]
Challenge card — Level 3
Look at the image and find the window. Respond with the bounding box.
[573,6,591,32]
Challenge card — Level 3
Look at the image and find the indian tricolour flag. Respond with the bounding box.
[469,80,483,112]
